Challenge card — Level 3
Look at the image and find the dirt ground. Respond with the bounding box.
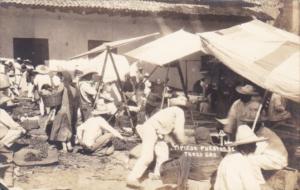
[13,150,169,190]
[5,99,300,190]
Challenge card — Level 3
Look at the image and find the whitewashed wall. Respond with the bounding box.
[0,6,243,90]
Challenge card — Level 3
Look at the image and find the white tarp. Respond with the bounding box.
[74,51,130,82]
[199,19,300,103]
[70,32,159,59]
[125,29,205,66]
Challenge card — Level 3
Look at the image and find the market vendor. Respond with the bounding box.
[214,125,269,190]
[127,103,187,188]
[242,101,288,171]
[78,73,100,121]
[76,116,124,157]
[224,84,260,139]
[33,65,60,116]
[267,93,291,125]
[0,95,26,152]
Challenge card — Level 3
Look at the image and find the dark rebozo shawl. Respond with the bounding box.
[50,71,79,142]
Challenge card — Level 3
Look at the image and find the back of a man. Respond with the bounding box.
[160,127,222,189]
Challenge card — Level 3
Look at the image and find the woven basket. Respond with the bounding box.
[21,119,40,131]
[41,89,63,107]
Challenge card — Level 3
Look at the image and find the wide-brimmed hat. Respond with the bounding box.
[227,125,267,146]
[92,99,111,115]
[0,74,10,90]
[236,84,258,95]
[13,148,59,166]
[216,118,229,125]
[79,71,99,82]
[23,59,32,64]
[35,65,50,74]
[240,101,268,123]
[169,95,187,107]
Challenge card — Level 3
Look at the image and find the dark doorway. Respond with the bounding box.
[13,38,49,67]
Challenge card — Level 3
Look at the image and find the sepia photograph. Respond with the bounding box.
[0,0,299,189]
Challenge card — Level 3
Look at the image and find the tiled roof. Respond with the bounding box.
[0,0,273,20]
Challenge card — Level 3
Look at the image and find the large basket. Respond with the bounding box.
[41,89,63,107]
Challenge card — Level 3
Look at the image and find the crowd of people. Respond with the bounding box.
[0,57,296,190]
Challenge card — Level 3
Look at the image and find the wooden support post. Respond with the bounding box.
[160,65,170,109]
[176,62,188,98]
[93,49,109,108]
[107,48,135,130]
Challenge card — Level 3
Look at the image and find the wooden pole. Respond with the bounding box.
[107,48,135,130]
[176,61,188,98]
[92,49,109,108]
[251,90,269,131]
[185,61,188,93]
[108,65,159,121]
[160,65,170,109]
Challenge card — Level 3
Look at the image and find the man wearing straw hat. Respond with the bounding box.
[33,65,53,116]
[241,101,288,171]
[78,72,100,121]
[224,84,260,139]
[214,125,269,190]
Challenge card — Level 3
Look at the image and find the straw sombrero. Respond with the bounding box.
[235,84,258,95]
[78,71,99,82]
[35,65,50,75]
[13,148,59,166]
[227,125,267,146]
[169,95,187,107]
[216,118,229,125]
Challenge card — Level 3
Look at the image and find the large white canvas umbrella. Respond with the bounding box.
[126,29,205,66]
[70,32,159,59]
[125,29,205,100]
[198,19,300,103]
[198,19,300,130]
[76,50,130,82]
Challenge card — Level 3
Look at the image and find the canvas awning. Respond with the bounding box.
[125,29,205,66]
[199,20,300,103]
[75,50,130,82]
[70,32,159,59]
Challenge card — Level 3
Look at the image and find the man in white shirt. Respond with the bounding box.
[78,73,100,121]
[214,125,268,190]
[33,65,60,116]
[127,105,186,188]
[224,84,259,139]
[240,101,288,187]
[76,116,124,156]
[0,96,26,151]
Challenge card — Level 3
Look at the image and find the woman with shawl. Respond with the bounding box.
[50,71,80,152]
